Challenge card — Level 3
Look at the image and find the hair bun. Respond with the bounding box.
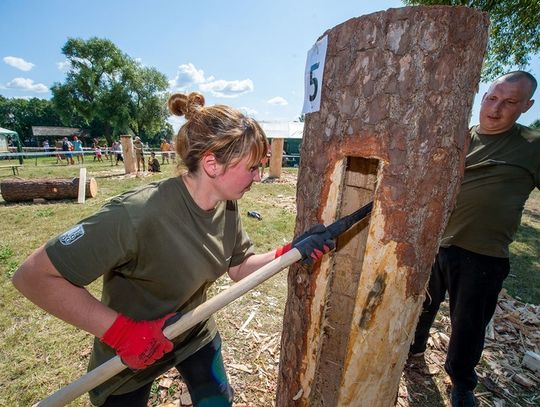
[167,92,205,119]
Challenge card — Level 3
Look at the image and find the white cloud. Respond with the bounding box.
[239,106,258,117]
[57,60,70,71]
[267,96,288,106]
[169,63,207,90]
[3,56,34,71]
[169,62,253,98]
[200,79,254,98]
[6,77,49,93]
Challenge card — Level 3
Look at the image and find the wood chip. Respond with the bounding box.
[159,378,173,388]
[229,363,253,373]
[513,373,536,388]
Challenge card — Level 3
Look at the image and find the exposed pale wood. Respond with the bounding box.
[269,138,284,178]
[77,167,87,204]
[276,6,488,406]
[1,177,97,202]
[120,135,136,174]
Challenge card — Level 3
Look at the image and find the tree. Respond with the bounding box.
[0,96,64,141]
[51,38,131,145]
[403,1,540,80]
[530,119,540,129]
[51,37,169,145]
[125,64,169,143]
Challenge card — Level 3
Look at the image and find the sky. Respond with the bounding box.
[1,0,539,133]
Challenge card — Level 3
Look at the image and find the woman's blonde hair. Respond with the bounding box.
[168,92,268,173]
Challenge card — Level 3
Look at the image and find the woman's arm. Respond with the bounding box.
[227,251,275,282]
[12,245,117,337]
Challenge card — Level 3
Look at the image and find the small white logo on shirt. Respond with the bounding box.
[59,225,85,245]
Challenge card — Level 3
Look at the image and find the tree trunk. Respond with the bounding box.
[0,177,98,202]
[276,6,488,407]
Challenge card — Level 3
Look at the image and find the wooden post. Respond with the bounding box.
[276,6,489,406]
[120,135,136,174]
[269,138,284,178]
[77,167,87,204]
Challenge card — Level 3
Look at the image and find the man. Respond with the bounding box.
[133,136,146,172]
[160,138,170,165]
[410,71,539,407]
[62,136,74,165]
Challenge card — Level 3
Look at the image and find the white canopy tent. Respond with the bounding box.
[259,121,304,139]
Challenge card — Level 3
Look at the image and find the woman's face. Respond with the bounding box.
[215,154,261,200]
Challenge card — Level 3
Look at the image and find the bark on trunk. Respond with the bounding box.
[0,177,98,202]
[276,6,488,407]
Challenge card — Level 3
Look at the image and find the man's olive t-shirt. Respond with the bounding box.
[45,176,254,404]
[442,125,540,258]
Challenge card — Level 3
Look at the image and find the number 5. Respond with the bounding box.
[309,62,320,102]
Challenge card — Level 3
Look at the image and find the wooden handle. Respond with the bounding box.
[33,249,302,407]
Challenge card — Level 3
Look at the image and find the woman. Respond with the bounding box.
[12,92,333,406]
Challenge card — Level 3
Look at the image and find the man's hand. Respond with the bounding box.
[101,313,176,370]
[275,224,335,265]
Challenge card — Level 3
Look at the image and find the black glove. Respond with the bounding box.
[292,224,335,265]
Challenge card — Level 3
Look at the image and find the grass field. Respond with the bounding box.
[0,157,538,406]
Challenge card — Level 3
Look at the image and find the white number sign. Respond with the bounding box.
[302,35,328,114]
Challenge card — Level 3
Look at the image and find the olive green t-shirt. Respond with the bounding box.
[442,124,540,258]
[45,177,254,405]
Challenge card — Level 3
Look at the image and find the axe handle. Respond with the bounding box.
[33,249,303,407]
[34,202,373,407]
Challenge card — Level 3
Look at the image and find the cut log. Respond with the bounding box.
[276,6,488,407]
[0,177,98,202]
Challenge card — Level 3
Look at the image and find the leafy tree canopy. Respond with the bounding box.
[403,0,540,80]
[51,37,170,145]
[0,96,65,142]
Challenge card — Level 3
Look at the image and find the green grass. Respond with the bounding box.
[0,159,297,406]
[507,188,540,304]
[0,157,538,406]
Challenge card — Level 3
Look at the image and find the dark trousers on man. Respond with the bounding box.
[410,245,509,391]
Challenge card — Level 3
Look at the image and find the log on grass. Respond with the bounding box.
[0,177,98,202]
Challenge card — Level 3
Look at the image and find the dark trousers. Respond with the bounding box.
[410,246,509,391]
[103,332,233,406]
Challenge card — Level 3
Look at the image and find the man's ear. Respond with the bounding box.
[523,98,534,113]
[201,153,218,178]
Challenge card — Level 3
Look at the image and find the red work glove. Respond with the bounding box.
[275,224,335,265]
[101,313,176,369]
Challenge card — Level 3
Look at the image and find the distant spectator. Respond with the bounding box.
[55,139,63,164]
[148,152,161,173]
[112,141,123,165]
[260,140,271,179]
[160,139,171,164]
[72,136,84,164]
[62,137,74,165]
[95,145,103,162]
[133,136,146,172]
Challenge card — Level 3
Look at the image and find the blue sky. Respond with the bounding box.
[1,0,539,132]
